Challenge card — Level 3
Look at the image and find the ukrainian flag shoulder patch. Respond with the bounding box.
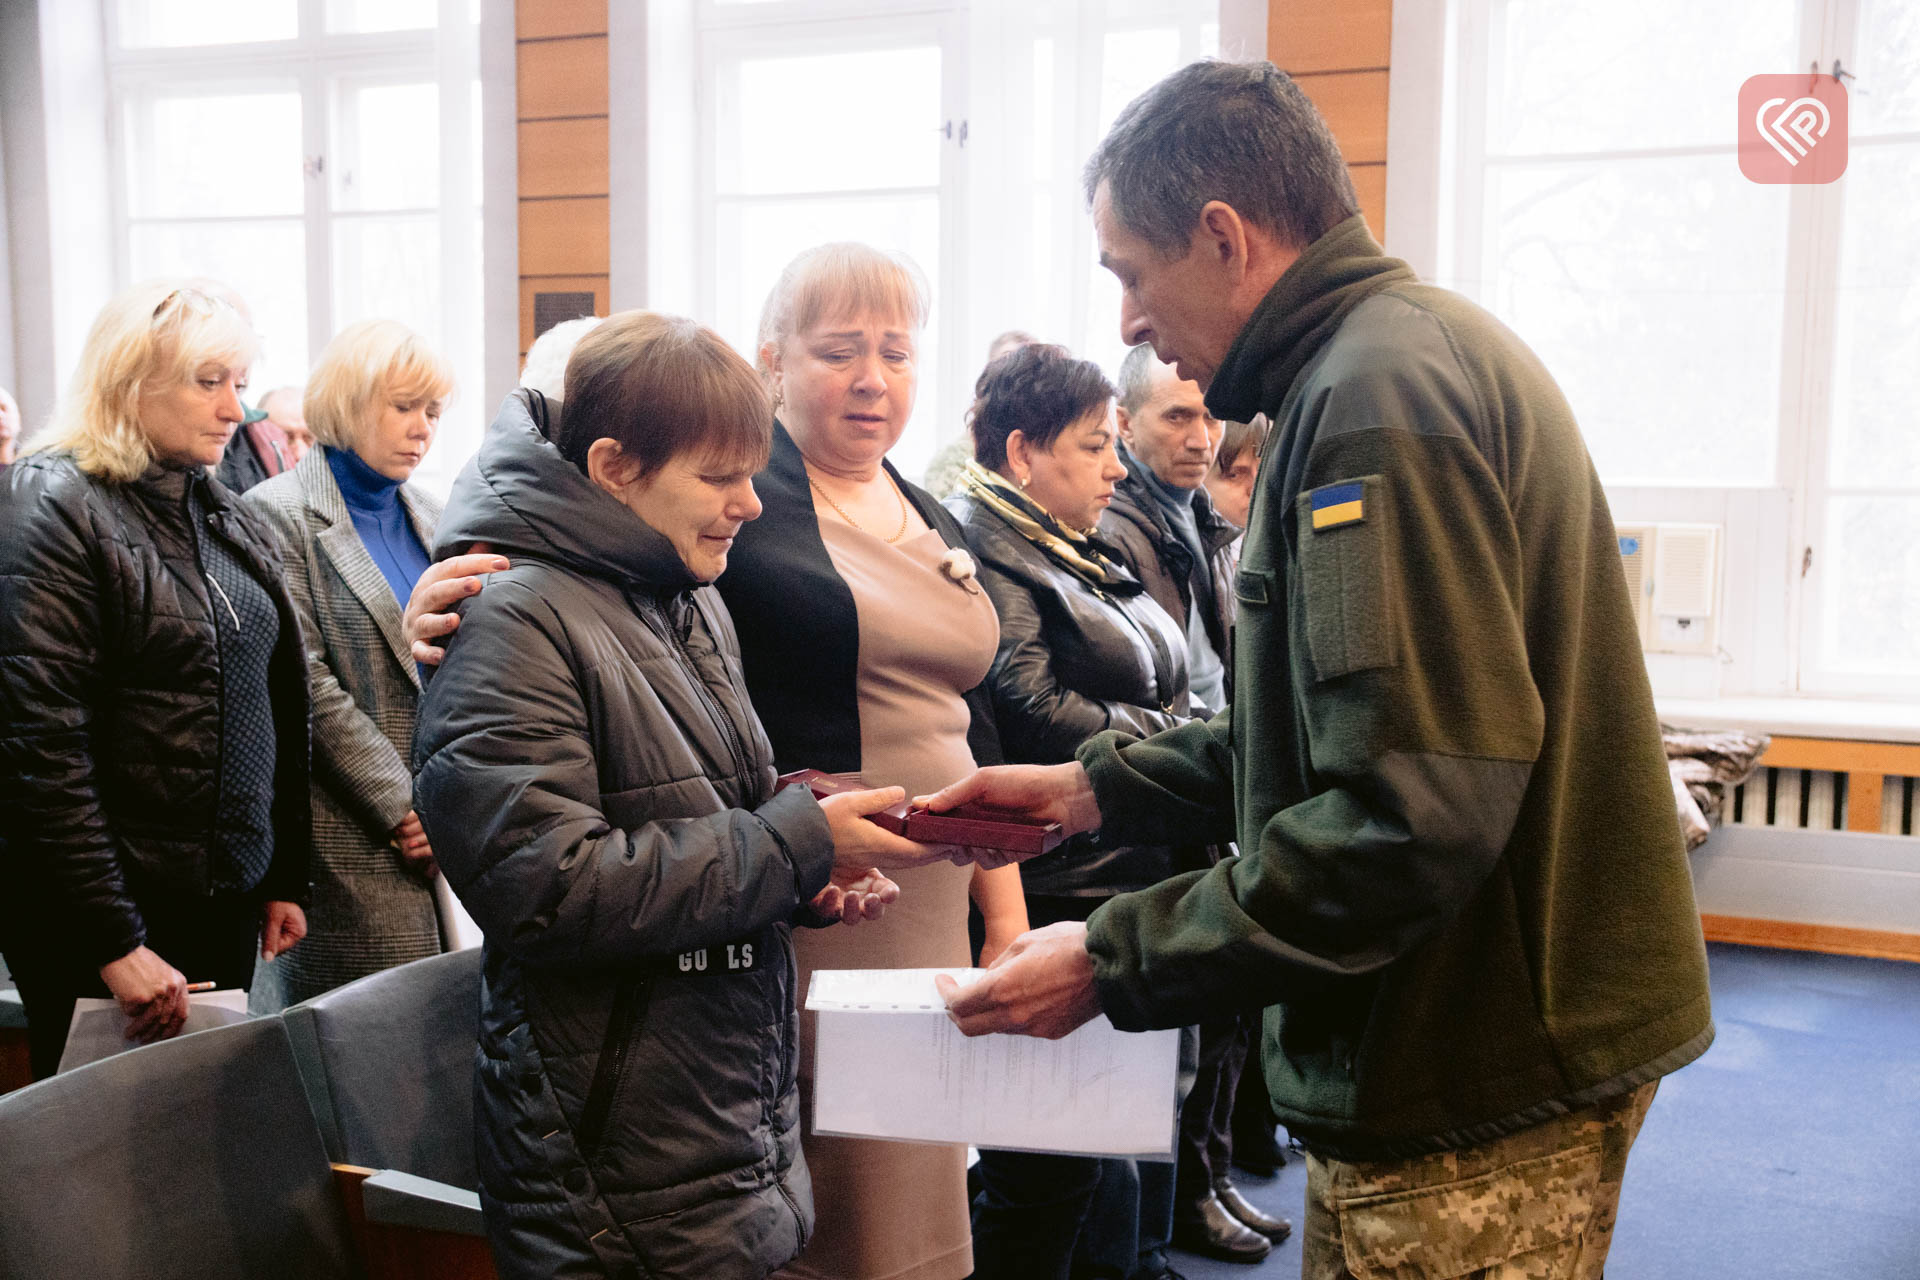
[1309,481,1366,531]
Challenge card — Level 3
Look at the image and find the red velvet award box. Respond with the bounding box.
[776,769,1067,857]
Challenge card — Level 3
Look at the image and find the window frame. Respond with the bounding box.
[650,0,1221,483]
[1393,0,1920,699]
[690,1,968,482]
[100,0,484,494]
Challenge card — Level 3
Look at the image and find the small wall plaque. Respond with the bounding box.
[533,291,596,339]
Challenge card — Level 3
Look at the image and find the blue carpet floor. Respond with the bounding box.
[1172,943,1920,1280]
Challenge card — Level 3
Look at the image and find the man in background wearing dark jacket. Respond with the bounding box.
[1107,345,1237,719]
[215,387,306,494]
[1102,344,1286,1262]
[930,60,1712,1280]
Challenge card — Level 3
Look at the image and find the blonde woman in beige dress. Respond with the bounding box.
[715,243,1028,1280]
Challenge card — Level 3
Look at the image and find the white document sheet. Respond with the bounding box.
[57,988,252,1074]
[807,968,1181,1158]
[434,872,484,951]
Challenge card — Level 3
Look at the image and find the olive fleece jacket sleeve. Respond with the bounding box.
[1081,400,1546,1030]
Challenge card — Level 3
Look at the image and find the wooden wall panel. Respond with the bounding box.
[519,275,610,355]
[1293,70,1389,165]
[519,118,610,198]
[1348,163,1385,241]
[1701,915,1920,965]
[1271,5,1394,244]
[519,197,610,277]
[1268,0,1390,72]
[516,0,606,40]
[517,1,611,363]
[517,36,609,119]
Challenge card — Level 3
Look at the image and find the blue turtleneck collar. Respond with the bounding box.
[326,442,404,512]
[322,443,429,607]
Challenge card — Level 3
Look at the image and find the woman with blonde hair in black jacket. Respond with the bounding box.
[0,279,312,1078]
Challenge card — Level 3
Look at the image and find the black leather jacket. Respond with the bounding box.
[413,394,833,1280]
[1099,446,1241,711]
[0,453,313,968]
[946,492,1206,895]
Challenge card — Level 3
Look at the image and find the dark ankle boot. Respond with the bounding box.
[1171,1191,1271,1263]
[1212,1177,1293,1242]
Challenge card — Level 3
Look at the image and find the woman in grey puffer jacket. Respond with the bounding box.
[413,313,928,1280]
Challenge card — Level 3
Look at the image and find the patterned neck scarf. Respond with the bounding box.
[959,459,1133,592]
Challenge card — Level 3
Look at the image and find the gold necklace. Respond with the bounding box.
[807,469,911,544]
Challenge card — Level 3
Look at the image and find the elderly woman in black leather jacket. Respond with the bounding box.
[945,343,1200,1280]
[411,311,945,1280]
[0,279,312,1079]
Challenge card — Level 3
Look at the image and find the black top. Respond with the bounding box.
[716,421,1003,774]
[187,478,281,891]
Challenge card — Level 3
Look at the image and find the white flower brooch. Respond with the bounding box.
[939,547,982,594]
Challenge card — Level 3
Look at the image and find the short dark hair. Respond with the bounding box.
[1084,60,1359,258]
[556,311,771,479]
[967,344,1115,471]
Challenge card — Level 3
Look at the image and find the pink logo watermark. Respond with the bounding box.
[1739,74,1848,184]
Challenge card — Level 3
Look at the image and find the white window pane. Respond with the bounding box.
[116,0,297,47]
[1080,259,1128,384]
[1819,498,1920,675]
[129,221,308,395]
[1486,0,1796,154]
[1483,156,1788,485]
[125,91,304,218]
[1031,37,1055,184]
[1852,0,1920,136]
[1829,142,1920,489]
[719,46,942,195]
[331,81,440,211]
[332,216,442,341]
[713,194,942,477]
[327,0,439,33]
[1100,29,1184,135]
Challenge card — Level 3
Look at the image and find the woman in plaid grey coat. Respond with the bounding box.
[244,319,452,1007]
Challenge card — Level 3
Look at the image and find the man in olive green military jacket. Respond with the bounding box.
[925,60,1713,1280]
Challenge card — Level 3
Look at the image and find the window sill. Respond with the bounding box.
[1656,696,1920,745]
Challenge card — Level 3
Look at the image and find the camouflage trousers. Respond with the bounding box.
[1300,1081,1658,1280]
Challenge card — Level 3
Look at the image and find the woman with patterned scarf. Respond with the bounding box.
[945,342,1204,1280]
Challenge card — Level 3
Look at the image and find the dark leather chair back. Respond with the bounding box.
[282,948,482,1191]
[0,1017,358,1280]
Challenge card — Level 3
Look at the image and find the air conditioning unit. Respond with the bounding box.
[1614,522,1720,655]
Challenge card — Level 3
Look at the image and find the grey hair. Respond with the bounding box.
[986,329,1038,365]
[520,315,604,401]
[1115,343,1166,416]
[257,386,303,417]
[1084,60,1359,259]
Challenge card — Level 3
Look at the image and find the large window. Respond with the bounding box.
[652,0,1219,482]
[106,0,482,493]
[1434,0,1920,695]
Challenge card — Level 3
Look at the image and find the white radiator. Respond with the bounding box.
[1727,769,1916,836]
